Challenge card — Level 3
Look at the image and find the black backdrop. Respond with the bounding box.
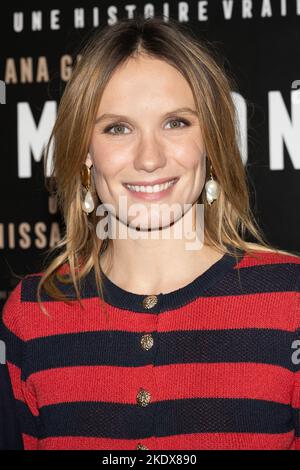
[0,0,299,310]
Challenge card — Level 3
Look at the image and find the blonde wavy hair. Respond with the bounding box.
[36,15,299,317]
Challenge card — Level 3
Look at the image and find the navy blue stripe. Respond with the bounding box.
[38,398,293,439]
[206,263,300,297]
[23,329,296,379]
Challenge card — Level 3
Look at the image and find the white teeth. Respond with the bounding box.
[125,179,176,193]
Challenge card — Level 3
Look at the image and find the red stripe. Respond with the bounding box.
[292,371,300,408]
[157,291,297,332]
[36,431,296,450]
[23,433,38,450]
[6,361,23,401]
[29,362,292,407]
[294,437,300,450]
[7,290,296,341]
[237,252,300,268]
[153,431,297,450]
[7,361,39,415]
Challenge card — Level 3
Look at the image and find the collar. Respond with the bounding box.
[87,246,245,313]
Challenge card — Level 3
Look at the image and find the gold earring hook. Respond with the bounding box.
[80,163,91,190]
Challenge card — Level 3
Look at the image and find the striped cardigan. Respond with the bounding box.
[0,248,299,450]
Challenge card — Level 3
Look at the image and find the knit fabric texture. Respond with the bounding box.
[0,248,300,450]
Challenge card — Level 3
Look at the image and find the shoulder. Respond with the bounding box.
[240,246,300,270]
[230,247,300,331]
[3,270,45,307]
[5,264,80,306]
[236,247,300,296]
[0,272,43,340]
[1,264,96,338]
[1,267,79,341]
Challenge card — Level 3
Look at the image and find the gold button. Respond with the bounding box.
[142,295,158,309]
[140,334,154,350]
[136,442,149,450]
[136,388,151,407]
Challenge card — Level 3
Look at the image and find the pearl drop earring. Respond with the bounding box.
[205,163,220,205]
[80,163,95,214]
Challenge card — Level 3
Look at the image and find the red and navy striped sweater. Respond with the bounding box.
[0,248,300,450]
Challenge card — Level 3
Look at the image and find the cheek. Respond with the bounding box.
[92,149,126,178]
[178,147,205,171]
[90,134,132,170]
[175,134,205,165]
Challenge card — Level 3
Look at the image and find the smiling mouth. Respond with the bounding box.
[123,178,179,194]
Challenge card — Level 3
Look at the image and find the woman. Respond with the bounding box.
[0,16,299,450]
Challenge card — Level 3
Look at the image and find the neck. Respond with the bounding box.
[99,204,223,295]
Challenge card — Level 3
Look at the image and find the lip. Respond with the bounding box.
[123,177,179,201]
[123,177,179,186]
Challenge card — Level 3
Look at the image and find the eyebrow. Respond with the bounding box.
[95,107,198,124]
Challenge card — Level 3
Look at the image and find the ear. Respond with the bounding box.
[85,152,93,168]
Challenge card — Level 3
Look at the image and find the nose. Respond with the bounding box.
[133,134,167,173]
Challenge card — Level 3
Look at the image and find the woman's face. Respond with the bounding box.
[87,54,206,232]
